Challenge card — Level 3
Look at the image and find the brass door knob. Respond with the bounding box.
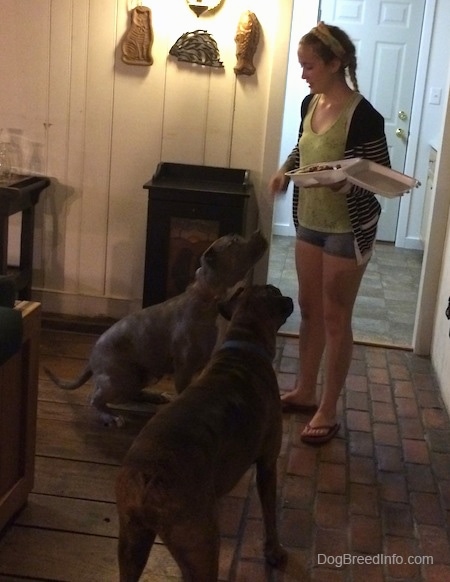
[396,128,406,139]
[398,110,408,121]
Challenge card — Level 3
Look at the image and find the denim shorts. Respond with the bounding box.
[296,224,356,259]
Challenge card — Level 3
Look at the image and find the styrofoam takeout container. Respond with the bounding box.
[285,159,359,187]
[286,158,420,197]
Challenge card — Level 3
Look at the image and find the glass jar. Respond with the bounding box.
[0,142,12,184]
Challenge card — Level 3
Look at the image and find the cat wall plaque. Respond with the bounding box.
[121,6,154,66]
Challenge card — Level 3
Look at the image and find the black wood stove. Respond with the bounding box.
[142,162,257,307]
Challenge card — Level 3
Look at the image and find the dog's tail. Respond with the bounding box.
[44,366,92,390]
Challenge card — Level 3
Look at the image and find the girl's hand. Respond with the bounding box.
[269,170,289,196]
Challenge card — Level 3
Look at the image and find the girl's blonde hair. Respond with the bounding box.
[301,23,359,92]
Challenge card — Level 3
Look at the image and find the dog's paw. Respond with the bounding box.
[113,415,126,428]
[264,543,288,568]
[98,412,125,428]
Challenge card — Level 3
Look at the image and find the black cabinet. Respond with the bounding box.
[0,175,50,299]
[142,163,257,307]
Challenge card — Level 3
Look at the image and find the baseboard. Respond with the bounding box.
[272,224,296,237]
[31,288,141,321]
[41,312,117,335]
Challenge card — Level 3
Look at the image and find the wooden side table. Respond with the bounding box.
[0,175,50,300]
[0,301,41,532]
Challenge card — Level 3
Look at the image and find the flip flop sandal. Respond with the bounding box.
[300,423,341,445]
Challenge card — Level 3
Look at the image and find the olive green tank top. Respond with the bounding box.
[298,94,360,233]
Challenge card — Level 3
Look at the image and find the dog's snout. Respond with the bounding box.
[283,297,294,317]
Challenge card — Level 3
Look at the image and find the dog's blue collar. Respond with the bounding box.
[219,340,273,363]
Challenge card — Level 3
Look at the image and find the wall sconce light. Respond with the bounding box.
[186,0,223,18]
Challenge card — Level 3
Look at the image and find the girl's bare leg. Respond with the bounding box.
[302,252,366,438]
[281,239,326,407]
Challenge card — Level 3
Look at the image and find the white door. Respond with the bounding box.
[320,0,425,241]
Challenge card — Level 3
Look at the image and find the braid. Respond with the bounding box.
[301,23,359,91]
[346,53,359,92]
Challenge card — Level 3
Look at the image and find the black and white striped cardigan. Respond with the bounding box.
[283,93,391,264]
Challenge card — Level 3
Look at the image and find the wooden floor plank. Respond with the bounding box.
[1,329,275,580]
[37,377,176,408]
[14,496,238,579]
[38,379,94,406]
[39,354,93,382]
[35,416,142,465]
[33,457,119,501]
[37,400,99,424]
[39,333,98,360]
[0,576,38,581]
[0,526,182,581]
[14,493,118,537]
[37,367,178,401]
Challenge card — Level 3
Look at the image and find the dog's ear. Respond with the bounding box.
[218,286,245,320]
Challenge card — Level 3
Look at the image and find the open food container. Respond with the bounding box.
[286,158,420,198]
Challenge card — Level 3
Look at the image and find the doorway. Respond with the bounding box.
[273,0,426,242]
[269,0,431,346]
[320,0,425,242]
[269,235,423,347]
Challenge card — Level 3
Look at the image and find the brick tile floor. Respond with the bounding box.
[260,336,450,581]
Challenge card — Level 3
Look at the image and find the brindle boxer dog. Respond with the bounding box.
[115,284,293,582]
[44,231,268,427]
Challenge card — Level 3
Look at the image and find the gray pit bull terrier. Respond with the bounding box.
[44,231,268,427]
[115,284,293,581]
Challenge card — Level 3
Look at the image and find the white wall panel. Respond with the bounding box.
[78,0,117,297]
[161,61,210,164]
[42,0,74,293]
[63,0,90,295]
[106,4,167,302]
[0,0,293,317]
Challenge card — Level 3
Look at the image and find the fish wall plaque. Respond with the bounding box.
[234,11,261,76]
